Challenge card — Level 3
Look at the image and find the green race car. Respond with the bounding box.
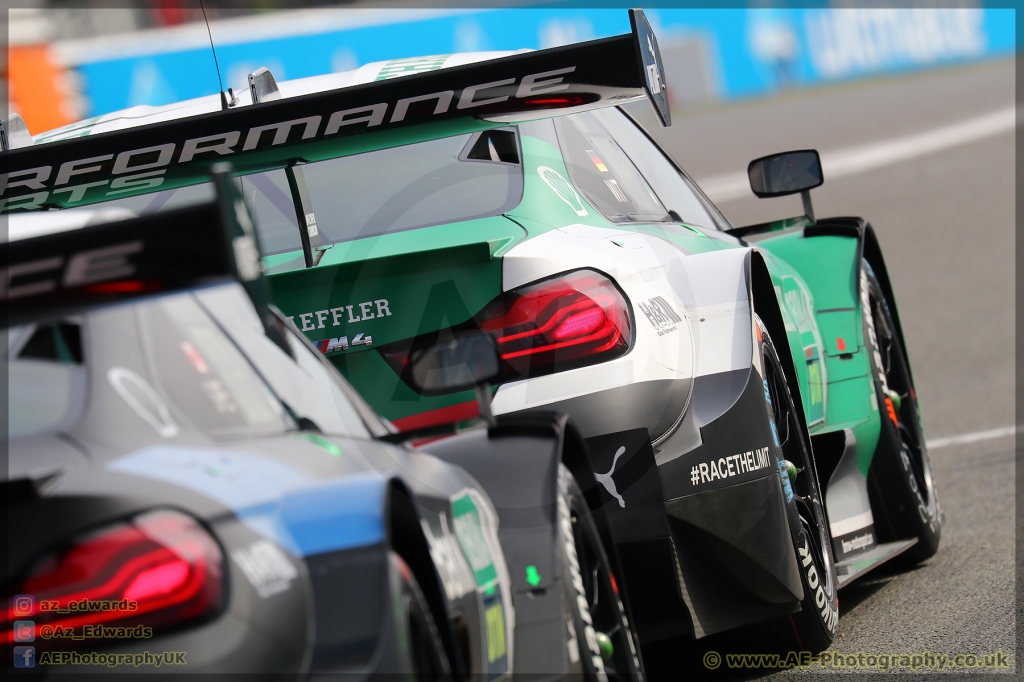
[2,8,939,658]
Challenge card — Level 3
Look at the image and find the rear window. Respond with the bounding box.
[554,112,669,223]
[300,129,523,244]
[40,129,523,260]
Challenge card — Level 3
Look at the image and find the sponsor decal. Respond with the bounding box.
[200,379,239,415]
[290,298,391,335]
[107,367,179,438]
[538,166,589,217]
[798,538,838,633]
[450,489,510,679]
[586,429,662,511]
[595,446,627,508]
[644,36,662,95]
[231,539,299,598]
[689,447,772,487]
[1,239,143,301]
[841,532,874,554]
[638,296,681,336]
[451,492,499,592]
[304,212,319,238]
[605,178,629,203]
[421,514,477,602]
[777,275,825,419]
[179,341,210,374]
[485,602,507,664]
[585,149,609,172]
[374,55,451,81]
[312,332,372,354]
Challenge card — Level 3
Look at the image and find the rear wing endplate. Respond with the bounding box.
[0,164,274,330]
[1,9,669,213]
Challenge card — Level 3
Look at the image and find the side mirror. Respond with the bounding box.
[747,149,823,221]
[408,332,500,428]
[409,333,499,394]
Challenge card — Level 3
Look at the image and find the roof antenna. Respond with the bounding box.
[199,0,231,110]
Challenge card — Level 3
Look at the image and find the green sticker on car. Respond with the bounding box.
[451,491,499,591]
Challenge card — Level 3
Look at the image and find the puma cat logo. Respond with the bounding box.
[596,446,627,508]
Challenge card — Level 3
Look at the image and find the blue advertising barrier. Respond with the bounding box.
[74,7,1014,117]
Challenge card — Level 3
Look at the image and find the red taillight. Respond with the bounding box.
[379,270,631,394]
[479,270,630,377]
[81,279,162,294]
[3,510,224,648]
[520,95,588,107]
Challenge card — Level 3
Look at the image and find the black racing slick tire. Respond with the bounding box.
[390,551,452,681]
[557,464,644,682]
[758,321,839,654]
[861,261,941,565]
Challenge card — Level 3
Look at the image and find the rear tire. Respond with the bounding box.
[861,261,941,564]
[758,320,838,653]
[557,464,644,682]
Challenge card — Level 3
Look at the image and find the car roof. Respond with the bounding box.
[32,52,520,146]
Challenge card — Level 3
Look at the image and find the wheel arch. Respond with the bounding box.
[487,412,625,585]
[748,249,815,460]
[384,477,466,679]
[422,415,638,675]
[861,222,917,384]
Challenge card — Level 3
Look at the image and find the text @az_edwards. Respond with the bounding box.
[701,650,1011,671]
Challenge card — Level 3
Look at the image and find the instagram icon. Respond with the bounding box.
[13,595,34,617]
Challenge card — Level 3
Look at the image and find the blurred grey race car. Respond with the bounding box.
[2,170,642,680]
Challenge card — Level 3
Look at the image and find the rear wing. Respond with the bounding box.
[1,164,272,329]
[0,9,669,214]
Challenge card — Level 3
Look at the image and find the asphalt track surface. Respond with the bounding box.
[631,58,1016,676]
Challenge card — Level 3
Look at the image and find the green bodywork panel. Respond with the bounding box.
[268,215,523,421]
[506,130,609,233]
[751,226,880,475]
[757,247,827,428]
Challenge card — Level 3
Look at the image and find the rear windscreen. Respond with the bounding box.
[35,130,522,258]
[301,129,523,244]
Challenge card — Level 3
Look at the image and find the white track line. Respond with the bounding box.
[926,425,1019,449]
[698,104,1017,203]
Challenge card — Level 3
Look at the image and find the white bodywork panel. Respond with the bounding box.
[491,223,755,435]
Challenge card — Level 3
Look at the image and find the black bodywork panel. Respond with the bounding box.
[423,426,569,676]
[576,366,805,642]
